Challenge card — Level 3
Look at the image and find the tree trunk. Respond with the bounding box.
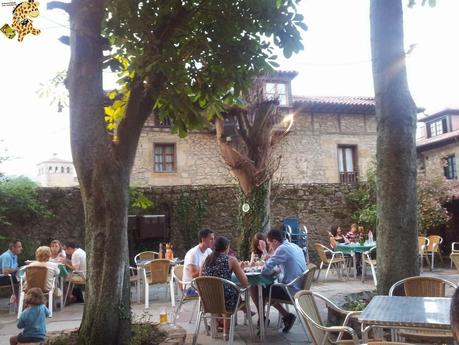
[68,0,131,344]
[370,0,419,294]
[238,181,271,260]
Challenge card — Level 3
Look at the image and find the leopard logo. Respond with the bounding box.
[11,0,40,42]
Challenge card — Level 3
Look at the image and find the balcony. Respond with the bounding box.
[339,171,359,184]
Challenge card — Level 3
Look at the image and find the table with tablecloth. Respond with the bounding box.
[336,242,376,279]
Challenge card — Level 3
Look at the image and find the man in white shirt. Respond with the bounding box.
[63,241,86,304]
[183,229,214,296]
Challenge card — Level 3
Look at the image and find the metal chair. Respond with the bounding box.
[142,259,170,309]
[134,251,160,266]
[18,266,55,318]
[265,266,316,337]
[172,264,199,323]
[129,266,141,303]
[389,276,457,344]
[314,243,348,280]
[294,290,360,345]
[450,242,459,268]
[191,276,253,345]
[64,270,86,307]
[0,273,16,312]
[361,246,377,286]
[418,236,430,272]
[426,235,443,270]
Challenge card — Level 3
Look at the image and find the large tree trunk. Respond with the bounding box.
[370,0,419,294]
[69,0,131,344]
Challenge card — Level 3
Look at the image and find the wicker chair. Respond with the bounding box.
[142,259,171,309]
[294,290,361,344]
[418,236,430,272]
[314,243,348,280]
[361,246,377,286]
[389,276,456,344]
[172,264,199,323]
[450,242,459,268]
[426,235,443,270]
[265,266,317,335]
[18,266,55,318]
[134,251,160,265]
[191,276,253,345]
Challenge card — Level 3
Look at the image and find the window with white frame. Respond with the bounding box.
[337,145,358,183]
[154,143,176,173]
[265,82,288,106]
[427,117,448,138]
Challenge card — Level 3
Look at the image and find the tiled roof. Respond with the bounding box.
[418,108,459,122]
[293,96,375,114]
[257,70,298,81]
[416,129,459,151]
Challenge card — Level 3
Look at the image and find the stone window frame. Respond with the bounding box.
[337,144,358,183]
[153,143,177,173]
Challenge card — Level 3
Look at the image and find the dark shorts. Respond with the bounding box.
[262,285,291,301]
[17,332,44,342]
[0,274,17,286]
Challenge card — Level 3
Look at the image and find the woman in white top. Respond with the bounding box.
[49,240,66,264]
[24,246,59,292]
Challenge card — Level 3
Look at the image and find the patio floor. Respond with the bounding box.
[0,266,456,344]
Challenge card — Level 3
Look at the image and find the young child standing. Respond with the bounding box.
[10,287,49,345]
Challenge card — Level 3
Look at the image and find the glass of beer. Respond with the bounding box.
[160,306,168,324]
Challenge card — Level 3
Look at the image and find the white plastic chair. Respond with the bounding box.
[450,242,459,268]
[18,266,55,318]
[361,246,377,286]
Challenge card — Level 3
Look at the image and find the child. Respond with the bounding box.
[10,287,49,345]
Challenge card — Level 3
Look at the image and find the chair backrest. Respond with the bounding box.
[329,237,337,250]
[427,235,443,252]
[25,266,49,293]
[418,236,428,253]
[134,251,159,264]
[295,290,331,345]
[173,265,185,292]
[193,276,228,314]
[451,253,459,271]
[147,259,170,284]
[314,243,330,264]
[301,266,317,290]
[389,276,457,297]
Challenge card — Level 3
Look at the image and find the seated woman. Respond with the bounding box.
[328,226,349,249]
[201,236,249,340]
[23,246,59,292]
[49,240,66,264]
[250,232,270,263]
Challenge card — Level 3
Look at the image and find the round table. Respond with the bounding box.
[335,242,376,279]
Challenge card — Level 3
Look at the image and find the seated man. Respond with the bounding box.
[0,240,23,297]
[183,229,214,296]
[63,241,86,303]
[261,229,306,333]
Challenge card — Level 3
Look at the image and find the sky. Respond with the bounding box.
[0,0,458,178]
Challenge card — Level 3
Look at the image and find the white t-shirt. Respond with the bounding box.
[71,248,87,277]
[183,245,212,284]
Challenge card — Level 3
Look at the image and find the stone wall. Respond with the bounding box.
[131,111,377,186]
[0,184,357,265]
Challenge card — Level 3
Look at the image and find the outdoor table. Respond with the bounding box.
[336,242,376,279]
[231,270,276,341]
[136,258,183,307]
[359,296,452,342]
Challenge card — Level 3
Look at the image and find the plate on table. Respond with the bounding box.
[245,271,262,276]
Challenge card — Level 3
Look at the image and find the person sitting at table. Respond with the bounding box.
[250,233,270,263]
[201,236,249,340]
[328,226,349,249]
[261,228,306,333]
[345,223,360,243]
[23,246,59,292]
[183,228,215,296]
[0,240,23,298]
[49,240,66,264]
[450,286,459,341]
[63,241,86,304]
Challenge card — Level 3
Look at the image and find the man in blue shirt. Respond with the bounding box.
[262,229,306,333]
[0,240,23,293]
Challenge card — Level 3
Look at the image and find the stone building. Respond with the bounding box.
[36,154,78,187]
[131,72,378,186]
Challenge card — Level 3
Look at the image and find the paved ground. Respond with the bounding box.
[0,265,457,345]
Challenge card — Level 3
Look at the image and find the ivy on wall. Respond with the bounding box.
[176,194,208,251]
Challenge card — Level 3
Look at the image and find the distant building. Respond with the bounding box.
[37,154,78,187]
[131,71,378,186]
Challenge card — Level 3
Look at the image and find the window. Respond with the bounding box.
[427,117,448,138]
[61,166,64,173]
[154,143,176,173]
[265,82,288,106]
[153,113,172,127]
[66,167,70,174]
[444,155,457,180]
[337,145,358,183]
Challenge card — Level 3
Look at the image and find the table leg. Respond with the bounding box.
[170,275,175,307]
[352,252,357,279]
[60,277,64,310]
[258,284,265,341]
